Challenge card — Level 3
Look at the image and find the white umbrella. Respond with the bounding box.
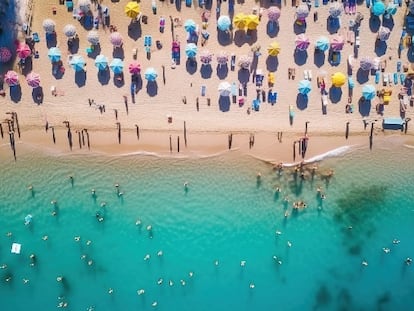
[63,24,77,38]
[238,55,251,70]
[78,0,91,12]
[218,81,232,96]
[43,19,56,34]
[87,30,100,45]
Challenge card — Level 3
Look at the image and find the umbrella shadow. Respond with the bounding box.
[75,70,86,87]
[358,97,371,117]
[314,50,325,68]
[52,63,65,79]
[98,69,110,85]
[46,33,57,48]
[200,64,213,79]
[382,17,394,31]
[10,85,22,103]
[329,86,342,103]
[68,37,80,54]
[132,74,143,93]
[294,49,308,66]
[175,0,182,11]
[219,95,231,112]
[374,40,387,56]
[267,21,279,38]
[356,68,369,84]
[296,93,308,110]
[293,22,306,35]
[112,46,125,60]
[369,15,381,33]
[245,30,258,45]
[250,54,259,72]
[216,64,228,79]
[113,73,124,87]
[217,30,232,46]
[238,68,250,84]
[266,56,279,72]
[146,81,158,97]
[186,58,198,75]
[21,57,33,75]
[128,21,142,41]
[233,30,246,47]
[408,47,414,63]
[32,86,43,104]
[326,17,340,34]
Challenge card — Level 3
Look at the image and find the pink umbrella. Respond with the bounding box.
[199,50,213,65]
[128,62,141,74]
[4,70,19,86]
[0,47,12,63]
[109,32,123,48]
[267,6,281,22]
[216,51,229,66]
[16,43,31,59]
[330,35,345,51]
[295,34,310,51]
[26,72,41,88]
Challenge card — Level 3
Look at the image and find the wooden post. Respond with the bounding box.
[184,121,187,147]
[177,136,180,153]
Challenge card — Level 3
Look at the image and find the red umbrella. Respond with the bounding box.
[4,70,19,86]
[26,72,41,88]
[0,47,12,63]
[16,43,31,59]
[128,62,141,74]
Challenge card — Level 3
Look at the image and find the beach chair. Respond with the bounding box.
[304,70,309,80]
[393,73,398,85]
[267,72,275,87]
[231,54,236,71]
[322,94,328,107]
[400,73,406,85]
[144,35,152,47]
[375,70,380,84]
[397,61,402,72]
[383,73,389,86]
[132,48,137,60]
[355,36,360,48]
[255,70,264,87]
[308,70,312,81]
[201,85,206,96]
[252,99,261,111]
[66,0,73,11]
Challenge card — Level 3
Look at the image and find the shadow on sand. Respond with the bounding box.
[267,21,279,38]
[217,30,232,46]
[356,68,370,84]
[374,40,387,56]
[369,15,381,33]
[112,47,125,60]
[98,69,110,85]
[314,50,325,68]
[75,70,86,87]
[296,93,308,110]
[200,64,213,79]
[217,64,229,79]
[147,81,158,97]
[329,86,342,103]
[294,49,308,66]
[219,95,231,112]
[32,86,44,104]
[238,68,250,84]
[358,97,371,117]
[128,21,142,41]
[186,59,198,74]
[266,56,279,72]
[10,85,22,103]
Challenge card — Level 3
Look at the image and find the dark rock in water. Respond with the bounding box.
[377,291,392,306]
[337,288,352,308]
[314,284,332,309]
[348,244,362,256]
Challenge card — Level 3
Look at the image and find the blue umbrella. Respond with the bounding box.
[70,55,86,72]
[385,3,397,16]
[144,67,158,81]
[372,1,385,16]
[184,19,196,33]
[109,58,124,74]
[298,79,311,95]
[362,84,376,100]
[185,43,198,58]
[48,47,61,62]
[94,54,108,70]
[315,36,329,52]
[217,15,231,31]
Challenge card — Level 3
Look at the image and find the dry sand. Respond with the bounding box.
[0,0,413,162]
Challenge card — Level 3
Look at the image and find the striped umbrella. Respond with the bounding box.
[4,70,19,86]
[362,84,376,100]
[144,67,158,81]
[238,55,251,69]
[296,4,309,19]
[199,50,213,65]
[315,36,329,52]
[70,55,86,72]
[330,35,345,51]
[78,0,91,12]
[360,56,374,71]
[16,43,31,59]
[329,3,343,18]
[109,58,124,74]
[295,34,310,51]
[26,72,41,88]
[185,43,198,58]
[128,61,141,74]
[0,47,12,63]
[371,1,385,16]
[298,79,311,95]
[184,19,197,33]
[48,47,61,63]
[216,51,229,66]
[109,32,123,48]
[378,26,391,41]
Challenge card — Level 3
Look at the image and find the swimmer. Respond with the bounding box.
[80,255,86,260]
[91,189,96,195]
[51,200,57,205]
[28,185,33,191]
[100,202,106,207]
[249,283,255,289]
[5,276,11,282]
[392,239,400,244]
[108,288,114,294]
[88,260,93,266]
[135,219,142,226]
[287,241,292,248]
[272,256,282,265]
[152,301,158,307]
[144,254,150,261]
[189,272,194,278]
[283,196,289,202]
[0,264,7,269]
[361,260,368,267]
[240,260,246,267]
[405,258,412,265]
[118,192,124,197]
[86,240,92,246]
[74,236,81,242]
[51,211,57,216]
[184,182,189,189]
[382,247,391,254]
[42,235,48,241]
[114,183,120,188]
[321,194,326,200]
[274,186,281,193]
[256,172,261,179]
[316,186,322,193]
[146,225,152,231]
[6,232,12,237]
[56,276,63,282]
[180,279,186,286]
[169,280,174,286]
[30,254,36,260]
[214,260,219,266]
[137,289,145,295]
[157,250,163,257]
[284,211,289,218]
[22,278,29,284]
[275,230,282,235]
[157,278,163,285]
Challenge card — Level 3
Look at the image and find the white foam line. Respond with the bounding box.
[283,145,353,167]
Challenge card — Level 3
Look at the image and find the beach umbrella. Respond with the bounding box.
[185,43,198,58]
[125,1,140,19]
[362,84,376,100]
[295,34,310,51]
[16,43,31,59]
[109,58,124,74]
[78,0,91,12]
[267,42,281,56]
[330,35,345,51]
[26,72,40,88]
[0,47,12,63]
[217,15,231,31]
[109,32,123,48]
[218,81,232,96]
[315,36,329,52]
[329,3,343,18]
[94,54,108,70]
[331,72,346,87]
[201,10,211,22]
[63,24,77,38]
[47,47,61,63]
[378,26,391,41]
[42,19,56,34]
[371,1,385,16]
[267,6,281,22]
[385,3,398,16]
[298,79,311,95]
[70,55,86,72]
[359,56,374,71]
[184,19,197,33]
[4,70,19,86]
[245,14,259,30]
[233,13,247,30]
[216,51,229,65]
[128,61,141,74]
[199,50,213,65]
[144,67,158,81]
[87,30,100,45]
[238,55,251,69]
[296,4,309,19]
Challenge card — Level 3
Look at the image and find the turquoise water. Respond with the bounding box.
[0,141,413,311]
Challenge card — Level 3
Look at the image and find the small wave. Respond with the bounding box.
[403,144,414,149]
[283,145,353,167]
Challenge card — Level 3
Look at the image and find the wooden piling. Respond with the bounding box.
[0,123,3,138]
[169,135,172,153]
[184,121,187,147]
[135,124,140,140]
[78,131,82,149]
[345,122,349,140]
[67,128,73,150]
[51,127,56,144]
[177,136,180,153]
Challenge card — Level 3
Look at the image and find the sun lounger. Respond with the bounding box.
[308,70,312,81]
[201,85,206,96]
[393,73,398,85]
[383,73,389,86]
[252,99,261,111]
[304,70,309,80]
[355,36,360,48]
[144,35,152,47]
[400,73,406,85]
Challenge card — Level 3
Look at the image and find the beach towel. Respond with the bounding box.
[375,71,380,84]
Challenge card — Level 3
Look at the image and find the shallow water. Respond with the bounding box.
[0,141,413,311]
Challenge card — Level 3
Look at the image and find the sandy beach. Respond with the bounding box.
[0,0,413,162]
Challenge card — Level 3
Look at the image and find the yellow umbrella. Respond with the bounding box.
[233,13,247,30]
[331,72,346,87]
[245,14,259,30]
[267,42,281,56]
[125,1,140,19]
